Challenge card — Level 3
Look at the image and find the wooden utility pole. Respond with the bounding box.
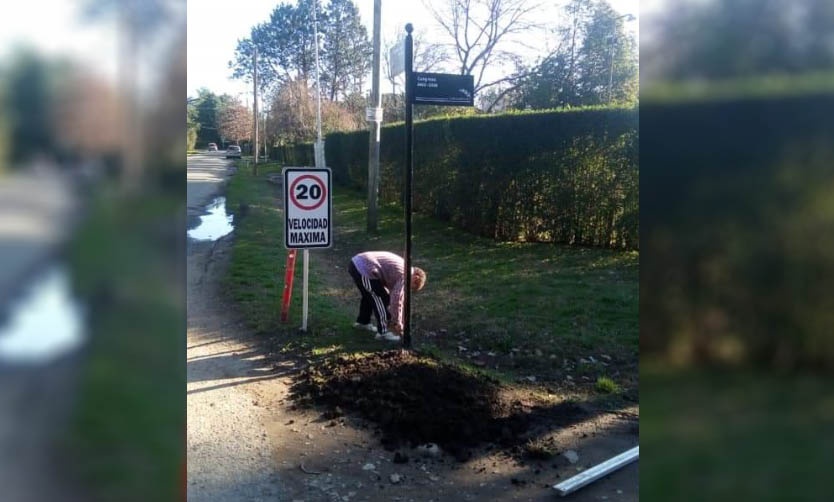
[253,46,259,174]
[367,0,382,233]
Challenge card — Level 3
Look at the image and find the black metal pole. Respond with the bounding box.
[403,23,414,350]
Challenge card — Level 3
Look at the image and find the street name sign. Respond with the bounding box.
[411,72,474,106]
[389,38,405,77]
[283,167,332,249]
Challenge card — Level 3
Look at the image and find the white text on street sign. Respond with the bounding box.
[283,168,332,249]
[412,72,475,106]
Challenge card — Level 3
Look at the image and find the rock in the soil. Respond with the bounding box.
[416,443,441,458]
[563,450,580,464]
[389,473,402,484]
[362,463,376,471]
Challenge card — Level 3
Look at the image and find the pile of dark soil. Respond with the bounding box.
[290,351,588,460]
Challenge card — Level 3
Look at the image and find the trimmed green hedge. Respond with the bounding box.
[641,92,834,369]
[271,144,313,166]
[274,107,639,249]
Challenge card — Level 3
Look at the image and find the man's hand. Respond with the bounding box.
[391,323,403,335]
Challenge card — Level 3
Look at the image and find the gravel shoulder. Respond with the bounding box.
[187,155,286,501]
[187,232,287,501]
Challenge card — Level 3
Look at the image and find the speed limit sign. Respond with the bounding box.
[283,167,332,248]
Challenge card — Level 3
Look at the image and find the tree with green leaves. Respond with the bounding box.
[514,0,637,109]
[190,89,224,147]
[187,100,200,151]
[574,2,637,105]
[643,0,834,82]
[321,0,372,100]
[230,0,320,92]
[1,49,65,164]
[230,0,372,103]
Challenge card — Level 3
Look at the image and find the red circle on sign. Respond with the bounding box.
[289,174,328,211]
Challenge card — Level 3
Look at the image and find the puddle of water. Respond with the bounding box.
[188,196,234,241]
[0,266,86,365]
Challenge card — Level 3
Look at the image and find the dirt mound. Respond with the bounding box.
[290,351,588,461]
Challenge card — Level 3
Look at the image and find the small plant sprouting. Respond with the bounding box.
[595,376,619,394]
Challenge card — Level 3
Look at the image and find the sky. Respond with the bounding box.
[0,1,118,78]
[187,0,640,100]
[0,0,185,92]
[0,1,639,100]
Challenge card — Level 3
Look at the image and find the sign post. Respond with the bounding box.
[283,167,332,331]
[403,24,415,349]
[401,24,475,350]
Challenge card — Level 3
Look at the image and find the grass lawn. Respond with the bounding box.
[225,162,638,396]
[641,364,834,501]
[65,189,184,501]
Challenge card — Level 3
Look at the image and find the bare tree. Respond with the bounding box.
[54,70,123,157]
[80,0,183,188]
[383,28,451,94]
[218,100,253,145]
[422,0,540,103]
[267,80,362,145]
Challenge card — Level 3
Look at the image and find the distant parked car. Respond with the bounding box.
[226,145,242,159]
[207,142,218,151]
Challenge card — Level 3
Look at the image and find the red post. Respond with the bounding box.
[281,249,298,322]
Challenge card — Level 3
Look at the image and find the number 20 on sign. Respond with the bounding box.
[283,168,332,249]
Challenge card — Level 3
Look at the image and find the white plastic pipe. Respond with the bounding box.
[553,446,639,497]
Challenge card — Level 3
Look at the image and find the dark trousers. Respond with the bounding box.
[348,261,390,333]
